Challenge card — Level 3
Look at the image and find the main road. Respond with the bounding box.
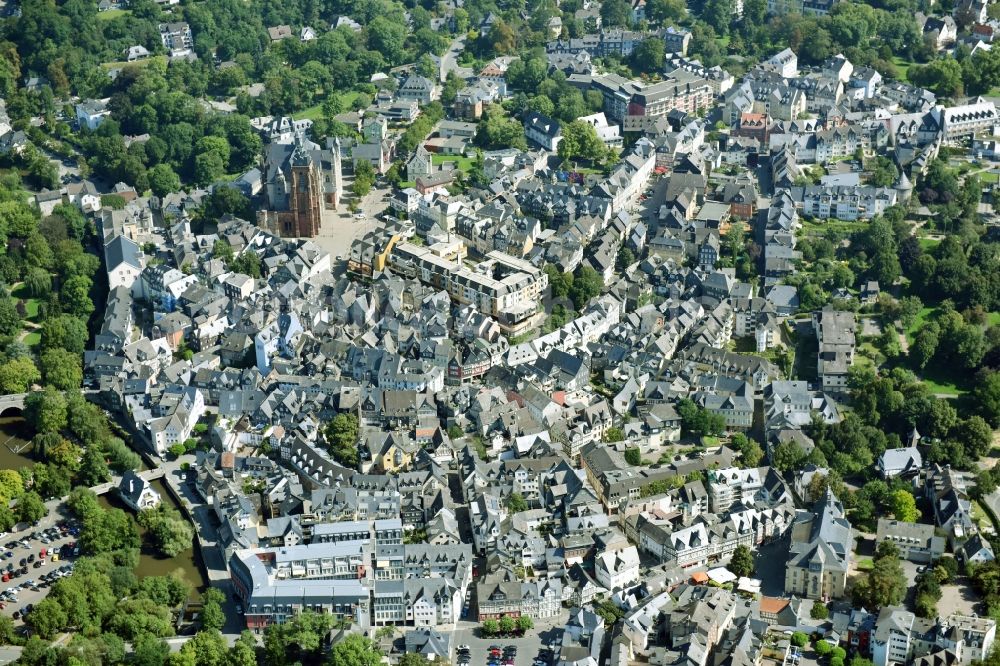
[440,36,472,82]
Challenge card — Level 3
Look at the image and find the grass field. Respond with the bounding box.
[899,304,977,396]
[798,217,867,237]
[892,56,914,82]
[11,284,40,322]
[97,8,130,20]
[905,306,936,345]
[101,55,167,70]
[292,91,361,122]
[431,154,476,171]
[919,371,964,396]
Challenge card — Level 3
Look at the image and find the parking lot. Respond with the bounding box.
[451,624,562,666]
[0,522,80,625]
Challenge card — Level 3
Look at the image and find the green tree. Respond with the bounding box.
[24,387,67,434]
[600,0,632,26]
[39,348,83,391]
[811,602,829,619]
[731,433,764,468]
[558,120,605,162]
[960,416,993,459]
[647,0,687,24]
[0,615,13,645]
[60,275,95,319]
[790,632,808,648]
[328,634,383,666]
[891,490,919,522]
[499,615,516,634]
[624,448,642,465]
[771,438,807,471]
[974,369,1000,427]
[77,446,111,487]
[0,297,19,338]
[0,469,22,502]
[200,588,225,631]
[854,551,907,607]
[325,412,359,468]
[40,315,88,354]
[194,151,225,186]
[911,326,939,370]
[66,487,101,521]
[148,164,181,198]
[482,619,499,636]
[909,57,964,97]
[79,507,140,555]
[0,356,40,394]
[212,238,234,263]
[24,266,51,298]
[728,544,754,577]
[604,427,625,443]
[867,157,899,188]
[368,17,408,65]
[263,610,334,666]
[617,246,636,271]
[702,0,734,33]
[17,490,47,523]
[517,615,534,632]
[229,631,259,666]
[631,37,666,74]
[170,629,227,666]
[131,633,171,666]
[474,107,528,151]
[138,505,194,557]
[570,266,603,309]
[27,597,67,638]
[506,492,528,513]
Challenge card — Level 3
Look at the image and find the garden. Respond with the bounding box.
[480,615,534,638]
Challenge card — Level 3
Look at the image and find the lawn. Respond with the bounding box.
[292,104,324,122]
[798,217,867,238]
[22,331,40,348]
[431,154,476,172]
[904,306,936,345]
[101,55,167,70]
[97,8,130,20]
[918,237,941,251]
[891,56,914,82]
[918,370,964,397]
[972,500,996,533]
[856,557,874,572]
[979,170,1000,184]
[11,284,40,322]
[292,91,361,121]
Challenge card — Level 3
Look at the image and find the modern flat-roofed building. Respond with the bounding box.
[875,519,945,564]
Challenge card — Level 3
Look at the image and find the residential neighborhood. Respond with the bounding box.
[0,0,1000,663]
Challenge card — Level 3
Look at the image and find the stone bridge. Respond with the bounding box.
[90,468,165,497]
[0,393,26,416]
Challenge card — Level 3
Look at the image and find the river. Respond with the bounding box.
[0,416,36,472]
[97,478,209,592]
[0,417,208,592]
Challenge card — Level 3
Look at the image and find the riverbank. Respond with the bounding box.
[95,400,245,633]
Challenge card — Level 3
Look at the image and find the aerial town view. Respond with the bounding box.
[1,0,1000,663]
